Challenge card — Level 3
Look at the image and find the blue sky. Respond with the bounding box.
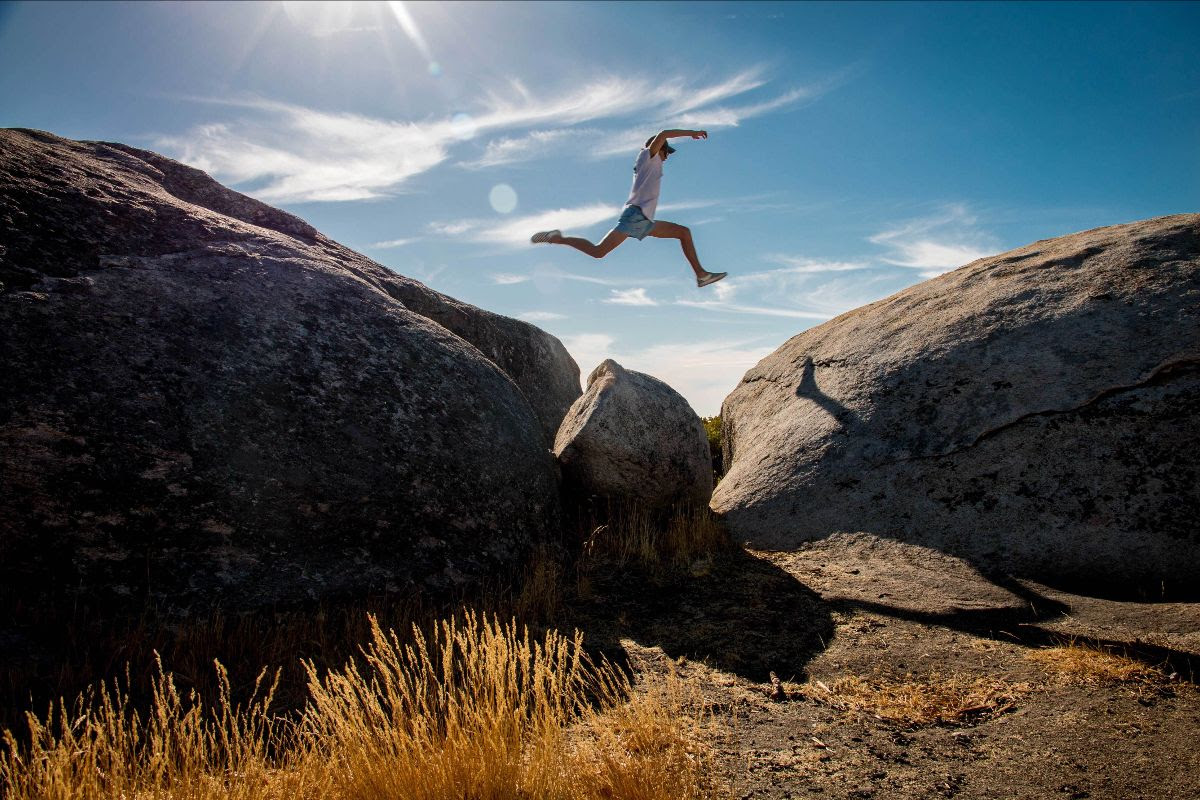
[2,1,1197,415]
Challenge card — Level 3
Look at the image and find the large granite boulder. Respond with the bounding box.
[714,214,1200,597]
[380,284,579,446]
[554,359,712,510]
[0,128,565,611]
[0,130,580,446]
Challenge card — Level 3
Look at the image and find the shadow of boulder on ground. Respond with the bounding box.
[562,546,834,684]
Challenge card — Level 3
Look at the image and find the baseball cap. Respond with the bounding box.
[644,136,676,154]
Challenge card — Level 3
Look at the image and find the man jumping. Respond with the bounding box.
[530,129,727,288]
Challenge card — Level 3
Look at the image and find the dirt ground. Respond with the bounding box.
[562,534,1200,799]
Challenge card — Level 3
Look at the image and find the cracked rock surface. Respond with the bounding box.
[0,128,571,612]
[713,214,1200,596]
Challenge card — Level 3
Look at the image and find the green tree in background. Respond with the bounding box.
[701,416,722,480]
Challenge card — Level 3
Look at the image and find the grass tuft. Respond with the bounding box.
[1027,641,1179,686]
[800,673,1029,727]
[581,504,732,574]
[1,613,726,799]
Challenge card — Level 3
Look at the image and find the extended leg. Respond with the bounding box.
[647,220,706,278]
[550,228,628,259]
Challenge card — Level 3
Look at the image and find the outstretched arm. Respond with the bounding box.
[648,129,707,156]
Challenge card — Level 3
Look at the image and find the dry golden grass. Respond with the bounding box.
[0,590,436,733]
[1,613,726,800]
[582,504,731,572]
[800,673,1029,726]
[1027,642,1177,686]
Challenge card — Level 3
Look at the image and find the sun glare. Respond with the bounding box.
[387,1,434,62]
[279,1,361,36]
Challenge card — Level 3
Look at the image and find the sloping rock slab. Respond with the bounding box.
[714,214,1200,597]
[554,359,712,510]
[0,128,561,611]
[766,533,1031,617]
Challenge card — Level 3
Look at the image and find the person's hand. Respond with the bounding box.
[691,130,708,140]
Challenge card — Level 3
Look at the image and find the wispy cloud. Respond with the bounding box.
[428,202,619,245]
[518,310,567,321]
[561,333,777,416]
[674,86,815,128]
[677,255,875,319]
[459,128,587,170]
[675,299,831,320]
[428,220,477,236]
[604,288,658,306]
[527,264,675,289]
[159,64,849,203]
[155,108,451,202]
[657,199,722,213]
[592,70,854,158]
[868,204,997,277]
[367,237,420,249]
[664,69,767,115]
[476,70,768,131]
[427,197,723,248]
[762,254,871,274]
[482,264,675,291]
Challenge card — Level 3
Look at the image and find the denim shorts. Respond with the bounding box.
[614,204,655,240]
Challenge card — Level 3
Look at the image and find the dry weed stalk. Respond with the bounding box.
[1,613,725,800]
[1027,641,1178,686]
[1,656,285,799]
[802,673,1029,726]
[582,504,730,572]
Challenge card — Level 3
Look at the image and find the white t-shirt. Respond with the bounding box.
[624,147,663,220]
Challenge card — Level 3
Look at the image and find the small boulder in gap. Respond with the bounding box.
[553,359,712,511]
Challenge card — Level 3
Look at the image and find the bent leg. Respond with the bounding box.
[553,228,628,259]
[648,220,705,278]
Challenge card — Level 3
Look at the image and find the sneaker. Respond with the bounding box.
[530,229,561,244]
[697,271,727,288]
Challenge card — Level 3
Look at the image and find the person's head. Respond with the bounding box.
[645,136,675,160]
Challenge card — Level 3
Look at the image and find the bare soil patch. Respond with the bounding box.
[4,526,1197,799]
[562,535,1200,799]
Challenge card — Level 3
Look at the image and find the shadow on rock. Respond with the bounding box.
[794,355,860,428]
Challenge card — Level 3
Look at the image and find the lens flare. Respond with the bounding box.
[450,112,476,140]
[489,184,518,214]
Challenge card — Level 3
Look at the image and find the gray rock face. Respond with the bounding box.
[0,128,564,611]
[554,360,712,510]
[0,129,580,446]
[714,214,1200,596]
[379,284,580,447]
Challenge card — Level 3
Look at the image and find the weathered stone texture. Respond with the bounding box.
[0,128,568,610]
[714,214,1200,595]
[554,359,712,510]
